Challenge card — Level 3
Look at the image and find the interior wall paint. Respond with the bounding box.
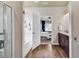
[3,1,23,58]
[59,13,69,33]
[22,8,33,57]
[64,3,70,14]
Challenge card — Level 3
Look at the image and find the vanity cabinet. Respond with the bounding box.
[58,33,69,57]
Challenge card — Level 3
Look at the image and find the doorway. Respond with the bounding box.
[23,1,71,58]
[40,16,53,44]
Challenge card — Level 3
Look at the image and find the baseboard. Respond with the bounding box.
[24,48,32,58]
[31,44,41,51]
[25,44,41,58]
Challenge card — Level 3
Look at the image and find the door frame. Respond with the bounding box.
[32,12,41,50]
[40,16,54,44]
[69,2,73,58]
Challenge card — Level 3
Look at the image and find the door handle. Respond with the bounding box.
[0,33,4,35]
[0,40,4,49]
[74,37,79,42]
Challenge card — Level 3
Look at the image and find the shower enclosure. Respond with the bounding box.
[0,2,12,57]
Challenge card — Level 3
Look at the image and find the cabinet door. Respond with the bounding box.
[61,34,65,49]
[58,33,61,45]
[65,36,69,56]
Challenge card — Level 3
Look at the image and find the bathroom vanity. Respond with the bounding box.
[58,32,69,57]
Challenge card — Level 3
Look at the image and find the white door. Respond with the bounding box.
[71,2,79,58]
[32,13,40,49]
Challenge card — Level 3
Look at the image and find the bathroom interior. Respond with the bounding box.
[40,16,53,44]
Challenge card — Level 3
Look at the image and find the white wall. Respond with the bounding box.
[59,13,69,33]
[3,1,23,58]
[22,8,33,57]
[64,3,70,14]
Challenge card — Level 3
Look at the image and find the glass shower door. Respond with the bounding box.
[0,2,12,58]
[4,5,12,58]
[4,4,12,58]
[0,3,4,57]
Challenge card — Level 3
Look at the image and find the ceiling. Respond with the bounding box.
[23,1,69,7]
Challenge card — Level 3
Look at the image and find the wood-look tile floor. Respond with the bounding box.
[41,39,51,44]
[25,44,69,58]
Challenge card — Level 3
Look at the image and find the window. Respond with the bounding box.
[41,20,52,32]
